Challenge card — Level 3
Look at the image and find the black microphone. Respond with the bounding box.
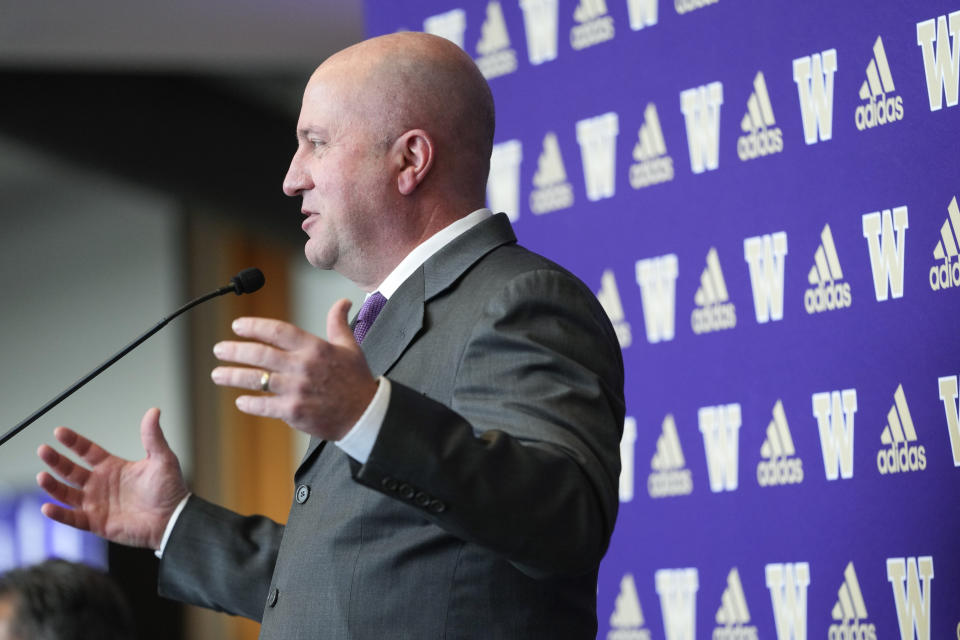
[0,268,265,448]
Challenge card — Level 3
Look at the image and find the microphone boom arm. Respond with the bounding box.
[0,268,264,448]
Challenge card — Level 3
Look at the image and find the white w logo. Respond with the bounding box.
[627,0,658,31]
[812,389,857,480]
[679,82,723,173]
[635,254,678,343]
[938,375,960,467]
[917,11,960,111]
[887,556,934,640]
[576,112,620,201]
[655,568,699,640]
[793,49,838,144]
[765,562,810,640]
[698,404,741,492]
[862,206,909,301]
[744,232,788,323]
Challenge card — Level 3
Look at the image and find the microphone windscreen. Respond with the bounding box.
[231,268,265,295]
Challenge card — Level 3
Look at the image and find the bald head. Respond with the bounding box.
[314,32,496,203]
[284,32,498,289]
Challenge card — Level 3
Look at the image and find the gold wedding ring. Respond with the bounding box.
[260,371,271,392]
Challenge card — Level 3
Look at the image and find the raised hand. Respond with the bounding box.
[211,298,379,441]
[36,408,189,550]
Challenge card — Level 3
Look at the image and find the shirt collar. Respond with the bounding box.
[374,208,493,299]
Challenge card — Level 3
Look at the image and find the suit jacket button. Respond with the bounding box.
[267,587,279,608]
[398,483,415,500]
[381,477,399,492]
[428,499,447,513]
[414,491,431,507]
[295,484,310,504]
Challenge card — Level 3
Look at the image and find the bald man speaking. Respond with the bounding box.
[37,33,625,639]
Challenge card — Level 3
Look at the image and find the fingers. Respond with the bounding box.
[326,299,355,347]
[234,394,285,419]
[211,366,278,392]
[230,317,310,350]
[52,427,111,467]
[37,444,91,487]
[36,470,85,508]
[39,501,90,532]
[213,340,287,371]
[140,408,171,458]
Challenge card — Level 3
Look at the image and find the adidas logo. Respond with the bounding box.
[862,206,908,301]
[698,403,741,493]
[713,568,758,640]
[877,384,926,474]
[929,195,960,290]
[655,568,699,640]
[423,8,467,49]
[648,414,694,498]
[855,36,904,130]
[635,254,678,343]
[757,400,804,487]
[530,131,575,214]
[917,11,960,111]
[475,1,518,79]
[620,417,637,502]
[765,562,810,640]
[691,247,736,334]
[571,0,615,50]
[804,224,852,314]
[680,82,724,173]
[519,0,559,65]
[486,139,523,222]
[887,556,934,640]
[597,269,632,348]
[675,0,718,16]
[744,231,788,324]
[576,112,619,201]
[629,103,675,189]
[812,389,858,481]
[938,374,960,467]
[608,573,652,640]
[626,0,657,31]
[737,71,784,161]
[793,49,838,145]
[830,562,876,640]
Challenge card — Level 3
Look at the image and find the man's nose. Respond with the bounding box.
[282,154,311,197]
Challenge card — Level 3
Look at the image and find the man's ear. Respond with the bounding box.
[395,129,434,195]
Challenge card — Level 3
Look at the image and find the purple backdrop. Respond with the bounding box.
[366,1,960,638]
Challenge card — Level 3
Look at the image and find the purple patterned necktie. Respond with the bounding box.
[353,292,387,344]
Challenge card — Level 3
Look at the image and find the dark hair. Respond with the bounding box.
[0,559,134,640]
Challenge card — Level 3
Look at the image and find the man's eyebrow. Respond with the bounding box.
[297,127,328,140]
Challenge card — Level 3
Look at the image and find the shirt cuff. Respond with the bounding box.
[334,376,391,464]
[154,493,191,559]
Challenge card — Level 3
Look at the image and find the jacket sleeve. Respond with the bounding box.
[157,495,284,621]
[352,268,625,577]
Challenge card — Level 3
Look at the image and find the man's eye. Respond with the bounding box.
[310,140,325,149]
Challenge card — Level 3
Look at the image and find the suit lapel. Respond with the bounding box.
[295,213,517,475]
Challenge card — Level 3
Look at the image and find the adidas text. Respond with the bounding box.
[828,622,876,640]
[737,128,783,161]
[855,96,904,130]
[877,441,926,474]
[691,304,736,333]
[929,258,960,289]
[804,282,852,313]
[648,470,693,498]
[757,458,803,486]
[630,157,674,188]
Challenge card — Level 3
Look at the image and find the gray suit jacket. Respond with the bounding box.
[158,213,625,639]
